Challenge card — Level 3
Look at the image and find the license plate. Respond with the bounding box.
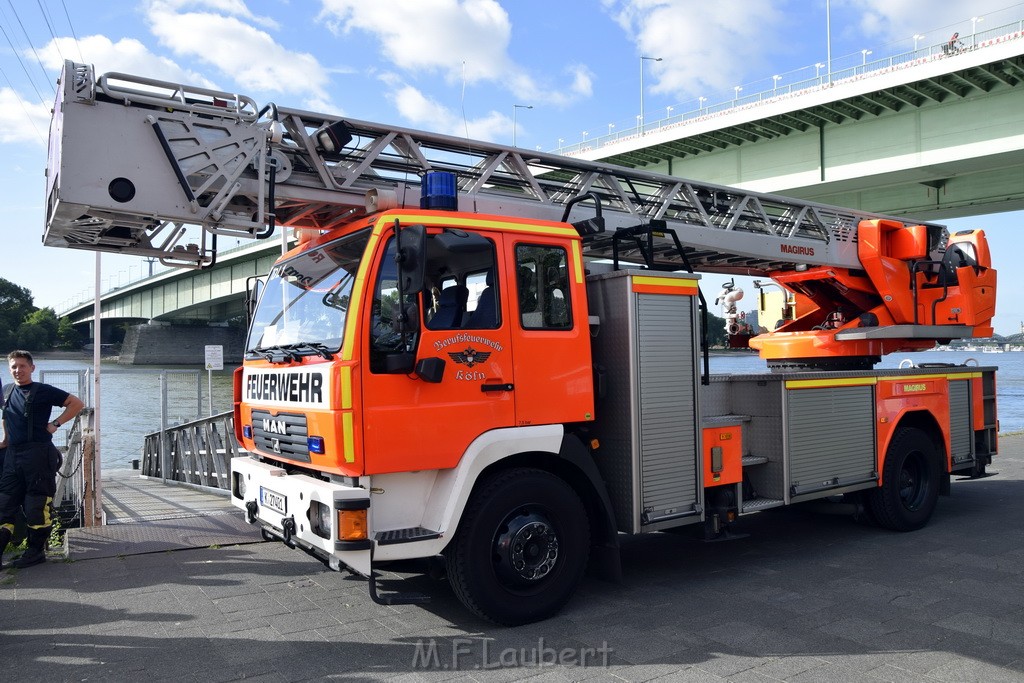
[260,486,287,515]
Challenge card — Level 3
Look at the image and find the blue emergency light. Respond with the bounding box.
[420,171,458,210]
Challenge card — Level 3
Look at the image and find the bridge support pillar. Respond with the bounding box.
[119,323,244,365]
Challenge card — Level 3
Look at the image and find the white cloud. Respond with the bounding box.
[843,0,1015,43]
[318,0,590,106]
[38,35,217,88]
[383,78,509,142]
[604,0,783,100]
[144,0,333,108]
[0,88,49,145]
[146,0,280,29]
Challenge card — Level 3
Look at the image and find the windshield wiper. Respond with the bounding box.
[251,345,301,363]
[282,342,335,360]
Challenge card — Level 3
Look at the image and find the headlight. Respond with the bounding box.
[233,472,247,499]
[310,500,331,539]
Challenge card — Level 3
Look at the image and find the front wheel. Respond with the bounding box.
[445,468,590,625]
[867,427,942,531]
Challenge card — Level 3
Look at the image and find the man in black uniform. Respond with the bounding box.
[0,350,84,569]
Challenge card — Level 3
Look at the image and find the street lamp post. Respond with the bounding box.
[512,104,532,147]
[639,55,662,131]
[861,49,872,66]
[972,16,984,47]
[913,33,924,51]
[666,105,674,119]
[608,123,615,135]
[582,131,588,142]
[698,96,706,112]
[826,0,832,84]
[772,74,782,95]
[733,85,742,105]
[557,138,564,152]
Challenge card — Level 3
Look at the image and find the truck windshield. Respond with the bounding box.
[246,229,371,356]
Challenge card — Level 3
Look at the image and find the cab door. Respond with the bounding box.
[360,228,515,475]
[505,238,594,427]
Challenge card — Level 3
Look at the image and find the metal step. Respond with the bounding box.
[375,526,440,545]
[741,455,769,467]
[741,497,785,513]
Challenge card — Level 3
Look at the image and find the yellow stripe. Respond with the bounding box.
[786,377,877,389]
[340,365,352,409]
[341,228,382,361]
[343,412,355,463]
[883,372,982,382]
[571,242,584,284]
[632,276,699,290]
[384,212,578,237]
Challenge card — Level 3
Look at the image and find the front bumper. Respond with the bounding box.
[231,456,372,576]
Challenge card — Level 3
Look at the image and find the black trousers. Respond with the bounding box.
[0,442,60,530]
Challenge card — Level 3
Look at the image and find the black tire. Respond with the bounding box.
[445,468,590,625]
[867,427,942,531]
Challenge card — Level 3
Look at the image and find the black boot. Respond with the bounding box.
[13,526,49,569]
[0,526,11,570]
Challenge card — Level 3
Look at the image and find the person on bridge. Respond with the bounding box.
[945,32,961,55]
[0,350,83,569]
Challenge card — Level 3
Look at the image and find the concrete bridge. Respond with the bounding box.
[568,18,1024,221]
[59,239,285,363]
[59,18,1024,358]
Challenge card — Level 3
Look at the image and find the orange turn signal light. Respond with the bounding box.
[338,509,368,541]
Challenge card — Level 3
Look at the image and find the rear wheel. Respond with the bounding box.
[445,468,590,625]
[868,427,942,531]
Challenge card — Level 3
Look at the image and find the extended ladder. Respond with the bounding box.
[45,61,946,271]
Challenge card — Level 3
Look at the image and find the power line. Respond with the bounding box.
[0,63,47,145]
[5,0,56,98]
[36,0,65,64]
[57,0,84,63]
[0,20,48,105]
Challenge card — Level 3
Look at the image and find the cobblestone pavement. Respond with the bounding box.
[2,435,1023,682]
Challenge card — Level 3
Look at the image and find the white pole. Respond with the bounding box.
[208,368,214,417]
[92,252,103,525]
[826,0,832,84]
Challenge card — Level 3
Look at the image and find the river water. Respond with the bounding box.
[24,349,1022,470]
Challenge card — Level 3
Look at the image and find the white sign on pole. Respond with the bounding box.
[204,345,224,416]
[204,345,224,370]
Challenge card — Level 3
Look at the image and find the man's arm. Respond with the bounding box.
[46,394,85,435]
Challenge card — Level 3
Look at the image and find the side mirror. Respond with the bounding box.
[398,302,419,334]
[397,224,426,295]
[245,275,264,327]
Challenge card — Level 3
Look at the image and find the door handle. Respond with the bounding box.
[481,383,514,393]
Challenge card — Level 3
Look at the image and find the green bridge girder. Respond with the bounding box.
[576,37,1024,221]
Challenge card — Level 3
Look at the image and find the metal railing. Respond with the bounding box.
[54,407,94,527]
[141,410,247,491]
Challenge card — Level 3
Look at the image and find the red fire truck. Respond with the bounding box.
[44,61,997,624]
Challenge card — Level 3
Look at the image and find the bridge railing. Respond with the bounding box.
[560,15,1024,157]
[142,411,247,491]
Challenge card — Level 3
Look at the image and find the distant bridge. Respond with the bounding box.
[60,240,284,327]
[568,18,1024,220]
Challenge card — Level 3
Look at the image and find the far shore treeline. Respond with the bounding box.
[0,277,81,351]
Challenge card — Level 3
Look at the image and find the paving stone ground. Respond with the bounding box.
[2,435,1023,682]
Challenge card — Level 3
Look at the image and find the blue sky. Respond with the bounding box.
[2,0,1023,335]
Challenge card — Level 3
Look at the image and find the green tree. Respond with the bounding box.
[0,278,34,351]
[57,317,83,349]
[23,308,58,343]
[15,322,49,350]
[705,312,729,348]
